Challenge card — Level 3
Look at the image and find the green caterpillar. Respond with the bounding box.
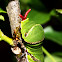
[21,18,44,44]
[19,9,44,62]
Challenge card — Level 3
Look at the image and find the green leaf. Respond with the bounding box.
[56,9,62,14]
[20,0,46,11]
[20,0,31,4]
[52,52,62,57]
[0,15,5,21]
[0,8,7,13]
[0,30,14,46]
[53,52,62,57]
[50,9,56,16]
[27,9,51,24]
[28,0,46,11]
[0,38,1,40]
[26,45,44,62]
[44,54,62,62]
[44,26,62,45]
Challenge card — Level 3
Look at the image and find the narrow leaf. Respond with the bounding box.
[0,30,14,46]
[56,9,62,14]
[27,9,51,24]
[42,47,56,62]
[0,8,7,13]
[0,15,5,21]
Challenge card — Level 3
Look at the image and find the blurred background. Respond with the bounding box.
[0,0,62,62]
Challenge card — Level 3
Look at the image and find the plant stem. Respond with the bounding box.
[0,30,13,45]
[42,46,56,62]
[6,0,28,62]
[6,0,21,36]
[2,35,13,45]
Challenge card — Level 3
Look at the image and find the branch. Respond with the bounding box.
[6,0,21,36]
[6,0,28,62]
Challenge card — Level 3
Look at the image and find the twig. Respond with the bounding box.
[6,0,28,62]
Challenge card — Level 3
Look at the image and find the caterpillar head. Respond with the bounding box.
[19,9,44,44]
